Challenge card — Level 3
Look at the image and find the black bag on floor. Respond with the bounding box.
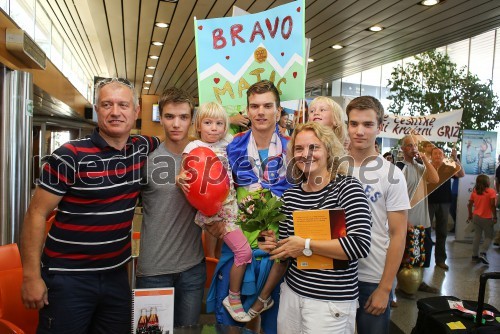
[411,272,500,334]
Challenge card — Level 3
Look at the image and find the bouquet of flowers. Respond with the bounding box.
[236,188,286,233]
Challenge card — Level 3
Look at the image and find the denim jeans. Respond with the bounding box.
[423,227,433,268]
[429,202,450,264]
[136,260,206,327]
[38,267,130,334]
[356,281,391,334]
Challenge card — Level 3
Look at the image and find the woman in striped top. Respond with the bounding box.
[258,122,372,333]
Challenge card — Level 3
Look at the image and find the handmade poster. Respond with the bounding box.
[194,0,306,106]
[293,209,347,270]
[380,109,463,142]
[132,288,174,334]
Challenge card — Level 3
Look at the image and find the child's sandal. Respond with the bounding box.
[248,296,274,319]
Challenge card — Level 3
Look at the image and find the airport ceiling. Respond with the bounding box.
[42,0,500,100]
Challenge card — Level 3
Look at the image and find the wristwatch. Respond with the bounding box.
[303,238,313,257]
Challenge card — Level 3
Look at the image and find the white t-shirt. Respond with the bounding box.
[352,156,411,284]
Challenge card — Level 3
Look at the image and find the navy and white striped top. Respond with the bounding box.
[39,128,160,273]
[279,175,372,301]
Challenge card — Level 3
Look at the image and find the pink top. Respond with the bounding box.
[469,188,496,219]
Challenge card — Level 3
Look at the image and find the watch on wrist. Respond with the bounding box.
[303,238,313,257]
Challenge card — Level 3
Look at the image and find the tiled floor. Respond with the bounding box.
[199,231,500,333]
[390,233,500,333]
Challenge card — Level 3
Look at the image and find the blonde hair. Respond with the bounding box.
[287,122,347,183]
[309,96,346,143]
[192,102,229,140]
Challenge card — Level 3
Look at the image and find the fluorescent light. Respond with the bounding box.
[144,81,151,84]
[152,41,164,46]
[155,22,169,28]
[308,58,314,63]
[146,74,153,78]
[143,87,149,90]
[331,44,343,50]
[368,26,383,32]
[147,66,156,70]
[149,55,159,60]
[420,0,440,5]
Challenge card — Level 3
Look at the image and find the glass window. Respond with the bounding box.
[62,42,73,78]
[381,60,401,100]
[361,66,381,98]
[447,39,469,70]
[342,72,361,97]
[50,27,63,69]
[469,30,495,83]
[492,30,500,96]
[10,0,35,37]
[0,0,9,12]
[331,79,341,97]
[35,4,51,56]
[403,56,417,66]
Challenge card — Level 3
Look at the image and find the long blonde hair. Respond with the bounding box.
[191,102,229,140]
[309,96,346,143]
[287,122,347,183]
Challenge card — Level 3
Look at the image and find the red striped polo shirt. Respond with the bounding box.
[39,128,160,273]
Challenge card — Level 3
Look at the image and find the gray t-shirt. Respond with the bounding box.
[401,159,431,229]
[137,144,204,276]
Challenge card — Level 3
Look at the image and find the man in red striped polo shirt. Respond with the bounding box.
[20,78,160,333]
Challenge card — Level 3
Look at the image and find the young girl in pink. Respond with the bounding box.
[467,174,497,265]
[177,102,252,322]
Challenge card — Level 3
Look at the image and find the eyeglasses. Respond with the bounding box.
[95,77,134,90]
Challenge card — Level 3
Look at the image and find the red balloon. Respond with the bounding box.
[182,147,230,216]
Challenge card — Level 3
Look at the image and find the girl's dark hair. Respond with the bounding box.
[474,174,490,195]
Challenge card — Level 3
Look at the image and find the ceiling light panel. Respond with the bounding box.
[420,0,440,5]
[331,44,343,49]
[368,25,384,32]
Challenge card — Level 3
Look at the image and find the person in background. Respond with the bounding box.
[427,147,464,270]
[277,108,290,136]
[398,135,439,296]
[449,152,462,233]
[346,96,409,334]
[374,140,381,154]
[468,174,497,265]
[206,80,291,334]
[494,155,500,246]
[228,106,251,135]
[421,141,435,162]
[177,102,252,322]
[137,87,206,327]
[383,151,395,163]
[20,78,161,333]
[259,122,372,334]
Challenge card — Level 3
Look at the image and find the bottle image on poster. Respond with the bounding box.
[132,288,174,334]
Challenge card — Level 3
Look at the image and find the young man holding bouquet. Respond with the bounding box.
[206,80,291,334]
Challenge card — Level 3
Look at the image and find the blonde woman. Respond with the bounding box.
[255,122,372,333]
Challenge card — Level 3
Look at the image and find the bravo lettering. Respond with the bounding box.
[212,16,293,50]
